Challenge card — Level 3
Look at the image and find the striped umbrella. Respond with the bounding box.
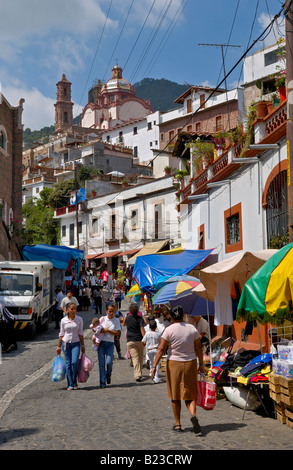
[236,243,293,324]
[152,279,200,305]
[125,283,142,297]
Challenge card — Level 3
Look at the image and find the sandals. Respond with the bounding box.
[172,425,183,432]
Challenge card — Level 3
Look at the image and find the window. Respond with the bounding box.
[119,131,123,143]
[150,142,153,147]
[0,126,7,152]
[161,133,164,141]
[196,122,201,133]
[264,49,281,66]
[154,203,163,239]
[78,221,82,234]
[133,146,138,158]
[62,225,66,237]
[92,218,99,234]
[187,125,192,132]
[133,126,137,135]
[200,94,205,109]
[265,168,288,248]
[187,99,192,113]
[169,130,175,144]
[69,223,75,245]
[131,209,138,230]
[198,224,205,249]
[216,115,223,132]
[64,111,68,124]
[148,122,152,130]
[224,203,243,253]
[107,135,110,142]
[111,214,116,239]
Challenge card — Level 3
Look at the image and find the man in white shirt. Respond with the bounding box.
[61,290,79,316]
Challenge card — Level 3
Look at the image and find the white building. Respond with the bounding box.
[178,41,288,261]
[54,175,180,272]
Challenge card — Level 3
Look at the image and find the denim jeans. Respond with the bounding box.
[62,341,80,389]
[98,340,114,386]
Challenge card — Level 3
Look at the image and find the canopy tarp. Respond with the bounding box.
[128,240,169,264]
[236,243,293,324]
[194,250,278,301]
[22,244,84,272]
[133,249,213,292]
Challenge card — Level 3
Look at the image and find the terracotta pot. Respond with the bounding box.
[266,101,274,114]
[225,136,232,148]
[279,86,286,102]
[255,101,268,118]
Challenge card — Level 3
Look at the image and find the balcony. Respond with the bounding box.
[178,100,286,206]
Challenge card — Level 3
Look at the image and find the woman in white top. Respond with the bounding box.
[56,302,85,390]
[151,305,204,434]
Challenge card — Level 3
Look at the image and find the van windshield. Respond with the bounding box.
[0,274,33,296]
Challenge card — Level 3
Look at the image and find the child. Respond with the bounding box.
[90,317,104,350]
[142,319,162,383]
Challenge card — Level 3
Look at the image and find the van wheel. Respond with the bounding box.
[27,321,37,340]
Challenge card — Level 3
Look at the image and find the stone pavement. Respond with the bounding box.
[0,295,293,452]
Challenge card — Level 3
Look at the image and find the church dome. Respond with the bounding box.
[103,78,131,91]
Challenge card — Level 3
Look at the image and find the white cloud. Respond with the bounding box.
[2,84,55,130]
[258,12,285,47]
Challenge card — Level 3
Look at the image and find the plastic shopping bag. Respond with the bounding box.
[78,353,94,383]
[196,375,216,410]
[81,353,94,372]
[52,355,66,382]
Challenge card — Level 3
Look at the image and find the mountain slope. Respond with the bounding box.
[133,78,188,112]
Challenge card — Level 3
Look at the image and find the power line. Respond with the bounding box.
[106,0,285,205]
[75,0,113,117]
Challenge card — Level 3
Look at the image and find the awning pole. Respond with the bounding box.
[257,321,263,354]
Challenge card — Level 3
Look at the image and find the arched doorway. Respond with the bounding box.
[265,168,288,248]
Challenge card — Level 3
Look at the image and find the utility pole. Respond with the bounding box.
[286,0,293,242]
[198,43,241,129]
[74,165,79,249]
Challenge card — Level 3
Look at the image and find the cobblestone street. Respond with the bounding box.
[0,298,292,453]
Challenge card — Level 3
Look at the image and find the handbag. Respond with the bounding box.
[52,355,66,382]
[196,375,216,410]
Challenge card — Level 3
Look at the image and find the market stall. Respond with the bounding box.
[191,249,279,415]
[236,243,293,427]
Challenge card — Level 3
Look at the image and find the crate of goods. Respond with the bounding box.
[269,374,282,403]
[280,376,293,407]
[285,406,293,429]
[276,402,287,424]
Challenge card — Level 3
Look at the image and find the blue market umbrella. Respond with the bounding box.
[152,280,200,305]
[169,290,214,317]
[154,274,199,291]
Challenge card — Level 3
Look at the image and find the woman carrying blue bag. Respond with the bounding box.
[56,302,85,390]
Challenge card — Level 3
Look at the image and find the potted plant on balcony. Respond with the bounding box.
[121,178,129,189]
[164,165,172,175]
[192,141,215,168]
[255,80,268,118]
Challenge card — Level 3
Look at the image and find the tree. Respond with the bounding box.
[22,190,59,245]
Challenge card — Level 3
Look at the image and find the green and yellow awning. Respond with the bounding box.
[236,243,293,324]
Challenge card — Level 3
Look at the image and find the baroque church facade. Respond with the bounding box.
[81,64,152,130]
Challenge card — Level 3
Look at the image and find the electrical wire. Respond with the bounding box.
[74,0,113,117]
[104,1,284,205]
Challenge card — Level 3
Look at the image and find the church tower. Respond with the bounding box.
[54,74,73,134]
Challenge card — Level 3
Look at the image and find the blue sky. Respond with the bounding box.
[0,0,285,130]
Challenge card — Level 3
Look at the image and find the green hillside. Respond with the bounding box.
[133,78,188,112]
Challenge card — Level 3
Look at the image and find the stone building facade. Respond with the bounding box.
[0,93,24,260]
